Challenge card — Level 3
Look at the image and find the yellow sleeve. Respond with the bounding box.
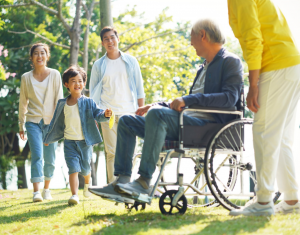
[228,0,263,70]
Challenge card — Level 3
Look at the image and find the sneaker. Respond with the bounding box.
[42,189,53,200]
[33,191,43,202]
[275,201,300,214]
[229,201,275,216]
[68,195,79,205]
[88,180,134,204]
[83,183,91,198]
[115,179,152,196]
[244,196,257,207]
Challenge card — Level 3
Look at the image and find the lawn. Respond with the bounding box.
[0,189,299,235]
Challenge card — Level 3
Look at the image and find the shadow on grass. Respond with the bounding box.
[71,210,269,235]
[192,216,270,235]
[0,204,69,224]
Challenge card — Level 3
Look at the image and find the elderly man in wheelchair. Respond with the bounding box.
[89,18,244,212]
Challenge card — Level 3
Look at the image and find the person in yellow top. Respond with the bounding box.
[228,0,300,216]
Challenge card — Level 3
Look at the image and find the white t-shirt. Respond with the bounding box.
[64,103,85,140]
[30,73,49,105]
[100,57,135,115]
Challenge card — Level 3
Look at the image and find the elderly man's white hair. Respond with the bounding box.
[192,19,225,45]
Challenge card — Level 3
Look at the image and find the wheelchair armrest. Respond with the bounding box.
[188,105,237,112]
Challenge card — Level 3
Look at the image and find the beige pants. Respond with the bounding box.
[101,115,121,183]
[254,64,300,202]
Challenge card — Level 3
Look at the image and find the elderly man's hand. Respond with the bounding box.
[246,85,260,113]
[170,97,186,112]
[136,104,152,116]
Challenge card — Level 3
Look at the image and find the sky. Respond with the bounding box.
[111,0,300,48]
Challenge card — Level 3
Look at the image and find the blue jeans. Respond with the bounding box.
[64,139,92,176]
[25,119,57,183]
[114,106,216,179]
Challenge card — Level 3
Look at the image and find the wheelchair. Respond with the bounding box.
[130,85,281,215]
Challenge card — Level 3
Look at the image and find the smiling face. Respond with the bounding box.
[64,74,86,95]
[31,46,49,67]
[102,30,119,53]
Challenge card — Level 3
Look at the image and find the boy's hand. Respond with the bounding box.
[105,108,112,117]
[44,143,49,146]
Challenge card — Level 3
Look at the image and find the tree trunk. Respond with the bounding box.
[69,0,81,65]
[17,141,30,189]
[90,161,97,186]
[100,0,113,56]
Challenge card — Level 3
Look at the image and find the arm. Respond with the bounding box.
[19,76,28,140]
[89,63,100,100]
[91,99,109,123]
[133,58,145,100]
[228,0,263,70]
[138,98,144,107]
[182,57,243,108]
[246,69,260,113]
[55,71,63,104]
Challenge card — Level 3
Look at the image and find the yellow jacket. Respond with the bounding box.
[228,0,300,73]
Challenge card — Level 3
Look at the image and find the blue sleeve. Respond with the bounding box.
[182,57,243,108]
[133,58,145,99]
[43,101,60,143]
[89,62,100,101]
[91,99,109,123]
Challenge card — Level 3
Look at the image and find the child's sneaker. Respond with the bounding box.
[83,183,91,198]
[68,195,79,205]
[42,189,53,200]
[275,201,300,214]
[33,191,43,202]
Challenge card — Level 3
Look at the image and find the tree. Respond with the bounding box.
[0,44,29,189]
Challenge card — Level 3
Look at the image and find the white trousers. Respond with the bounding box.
[101,116,120,184]
[254,64,300,202]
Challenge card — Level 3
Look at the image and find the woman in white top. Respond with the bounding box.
[18,43,63,202]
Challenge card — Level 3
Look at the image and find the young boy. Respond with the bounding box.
[44,66,112,205]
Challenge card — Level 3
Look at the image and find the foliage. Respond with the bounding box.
[1,189,300,234]
[0,45,19,189]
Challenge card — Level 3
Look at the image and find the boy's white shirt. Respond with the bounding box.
[64,103,85,140]
[100,56,135,115]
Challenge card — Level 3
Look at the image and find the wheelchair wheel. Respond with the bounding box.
[192,155,238,208]
[204,119,280,210]
[159,190,188,215]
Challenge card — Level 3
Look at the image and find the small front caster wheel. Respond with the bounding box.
[159,190,187,215]
[125,201,146,211]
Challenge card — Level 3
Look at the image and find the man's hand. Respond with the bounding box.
[170,97,186,112]
[246,85,260,113]
[136,104,152,116]
[105,108,112,117]
[19,131,27,141]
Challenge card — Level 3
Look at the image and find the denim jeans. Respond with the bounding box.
[25,119,57,183]
[64,139,92,176]
[114,106,216,179]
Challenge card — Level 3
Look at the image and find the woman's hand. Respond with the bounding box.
[105,108,112,117]
[136,104,152,116]
[19,131,27,141]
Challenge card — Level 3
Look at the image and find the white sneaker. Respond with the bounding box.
[68,195,79,205]
[83,183,91,198]
[275,201,300,214]
[33,191,43,202]
[42,189,53,200]
[229,201,275,216]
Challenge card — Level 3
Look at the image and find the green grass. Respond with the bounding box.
[0,189,300,235]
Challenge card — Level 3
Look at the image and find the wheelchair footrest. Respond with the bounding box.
[131,192,152,204]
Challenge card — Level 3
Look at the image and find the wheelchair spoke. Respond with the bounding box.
[228,129,239,151]
[214,174,233,192]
